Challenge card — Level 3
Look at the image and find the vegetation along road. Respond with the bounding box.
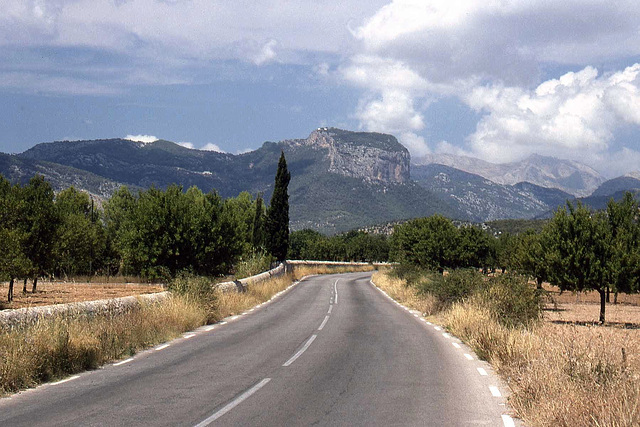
[0,272,513,426]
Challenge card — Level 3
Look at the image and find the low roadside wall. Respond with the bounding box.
[0,261,388,329]
[0,292,169,331]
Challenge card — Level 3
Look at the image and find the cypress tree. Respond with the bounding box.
[266,152,291,261]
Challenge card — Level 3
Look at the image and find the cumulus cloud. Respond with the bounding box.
[201,143,224,152]
[464,64,640,165]
[251,39,278,66]
[125,134,158,143]
[177,141,195,149]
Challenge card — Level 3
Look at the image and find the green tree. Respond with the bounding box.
[252,194,265,251]
[547,202,612,323]
[0,176,31,302]
[20,176,59,291]
[266,152,291,262]
[54,187,107,277]
[456,226,494,272]
[512,229,551,288]
[605,193,640,302]
[391,215,459,273]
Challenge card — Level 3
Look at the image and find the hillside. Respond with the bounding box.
[8,129,460,234]
[413,153,604,197]
[412,163,573,221]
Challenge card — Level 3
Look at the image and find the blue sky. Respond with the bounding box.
[2,1,640,177]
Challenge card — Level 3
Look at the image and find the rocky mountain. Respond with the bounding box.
[590,175,640,198]
[412,163,573,222]
[413,153,605,197]
[7,128,459,234]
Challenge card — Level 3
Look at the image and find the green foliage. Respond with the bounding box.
[511,229,551,286]
[456,226,495,271]
[53,187,107,277]
[391,215,459,272]
[419,269,485,310]
[266,152,291,261]
[477,273,543,328]
[288,229,389,262]
[234,251,273,280]
[251,194,265,250]
[20,176,59,279]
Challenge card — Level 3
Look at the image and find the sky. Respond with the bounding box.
[2,1,640,177]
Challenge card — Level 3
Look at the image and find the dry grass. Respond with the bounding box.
[292,264,375,281]
[372,270,640,427]
[0,281,164,310]
[0,295,206,395]
[371,271,438,315]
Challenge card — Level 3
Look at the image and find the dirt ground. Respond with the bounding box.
[0,281,165,310]
[542,283,640,327]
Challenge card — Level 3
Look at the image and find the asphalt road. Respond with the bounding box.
[0,272,515,426]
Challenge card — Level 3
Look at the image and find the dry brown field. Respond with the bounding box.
[0,281,164,310]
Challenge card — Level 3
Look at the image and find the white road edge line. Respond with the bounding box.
[477,367,488,376]
[156,344,170,351]
[442,333,451,339]
[334,279,339,304]
[434,326,442,331]
[194,378,271,427]
[283,335,317,367]
[502,414,515,427]
[51,375,80,386]
[489,386,502,397]
[114,358,134,366]
[184,334,196,339]
[204,326,216,331]
[328,305,333,314]
[318,315,330,330]
[464,353,474,360]
[452,342,461,349]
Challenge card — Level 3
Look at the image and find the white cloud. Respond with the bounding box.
[201,143,224,152]
[463,64,640,165]
[177,141,195,149]
[251,39,278,66]
[125,134,158,143]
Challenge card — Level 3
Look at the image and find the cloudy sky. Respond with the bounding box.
[2,0,640,177]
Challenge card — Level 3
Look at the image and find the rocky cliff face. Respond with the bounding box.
[288,128,410,184]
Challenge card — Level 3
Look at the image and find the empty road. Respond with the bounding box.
[0,272,514,426]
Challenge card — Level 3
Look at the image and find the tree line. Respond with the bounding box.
[391,193,640,323]
[0,152,293,301]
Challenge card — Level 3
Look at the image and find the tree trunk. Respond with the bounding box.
[536,277,543,289]
[8,278,14,302]
[614,291,619,305]
[32,277,38,293]
[22,278,27,293]
[599,289,606,324]
[501,267,506,274]
[606,286,610,303]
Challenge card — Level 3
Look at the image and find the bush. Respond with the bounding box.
[390,262,427,284]
[419,269,485,311]
[234,251,273,279]
[478,273,543,328]
[168,273,218,323]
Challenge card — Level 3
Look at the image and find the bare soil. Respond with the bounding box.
[542,283,640,327]
[0,281,164,310]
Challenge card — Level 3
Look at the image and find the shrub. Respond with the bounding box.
[168,273,218,323]
[419,269,485,310]
[234,251,273,279]
[477,273,543,328]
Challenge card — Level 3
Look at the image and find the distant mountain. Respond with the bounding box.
[412,163,573,221]
[413,153,604,197]
[8,128,461,234]
[590,175,640,198]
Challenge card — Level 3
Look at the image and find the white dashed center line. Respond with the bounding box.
[194,378,271,426]
[114,358,134,366]
[283,335,317,367]
[334,279,339,304]
[489,386,502,397]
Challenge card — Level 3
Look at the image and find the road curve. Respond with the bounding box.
[0,272,514,426]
